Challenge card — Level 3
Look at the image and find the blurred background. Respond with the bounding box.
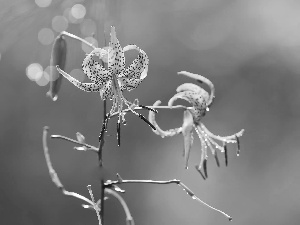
[1,0,300,224]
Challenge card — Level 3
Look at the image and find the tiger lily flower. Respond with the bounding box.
[149,71,244,179]
[56,26,156,146]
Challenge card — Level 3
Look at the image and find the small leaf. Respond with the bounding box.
[74,146,87,151]
[47,34,67,101]
[113,185,125,193]
[214,151,220,167]
[76,132,85,144]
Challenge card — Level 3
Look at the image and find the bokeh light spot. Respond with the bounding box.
[80,19,97,36]
[52,16,69,33]
[64,8,76,24]
[71,4,86,20]
[82,37,98,53]
[38,28,54,45]
[35,0,52,8]
[70,69,85,82]
[36,71,50,86]
[26,63,43,81]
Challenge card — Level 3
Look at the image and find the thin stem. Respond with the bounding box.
[105,189,134,225]
[87,185,102,225]
[51,135,98,152]
[98,0,108,223]
[42,127,95,206]
[104,175,232,221]
[61,31,97,49]
[105,179,180,186]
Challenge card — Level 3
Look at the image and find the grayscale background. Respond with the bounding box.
[0,0,300,224]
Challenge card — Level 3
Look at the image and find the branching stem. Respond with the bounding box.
[110,105,187,118]
[42,127,97,208]
[105,174,232,221]
[51,135,98,152]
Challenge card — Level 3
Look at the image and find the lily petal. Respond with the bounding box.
[118,78,143,91]
[99,80,114,100]
[108,26,125,75]
[177,71,215,107]
[56,66,100,92]
[168,90,207,123]
[121,45,149,80]
[82,48,111,83]
[176,83,209,100]
[148,100,182,138]
[182,110,194,169]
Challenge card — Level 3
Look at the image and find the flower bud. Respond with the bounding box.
[47,34,67,101]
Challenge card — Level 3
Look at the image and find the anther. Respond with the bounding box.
[139,105,158,113]
[117,121,121,147]
[195,165,206,180]
[214,151,220,167]
[138,113,156,130]
[236,135,240,156]
[224,144,228,166]
[203,158,208,178]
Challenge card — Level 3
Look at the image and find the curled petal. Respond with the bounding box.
[82,48,111,83]
[168,91,207,123]
[121,45,149,80]
[108,26,125,75]
[56,66,100,92]
[182,110,194,169]
[176,83,209,100]
[178,71,215,107]
[148,100,182,138]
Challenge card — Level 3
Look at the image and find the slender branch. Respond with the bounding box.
[42,127,95,207]
[105,175,232,221]
[105,178,180,186]
[99,101,107,225]
[61,31,97,49]
[87,185,102,225]
[110,105,188,118]
[51,135,98,152]
[105,189,135,225]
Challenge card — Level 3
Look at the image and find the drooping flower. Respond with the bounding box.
[149,71,244,179]
[56,26,156,146]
